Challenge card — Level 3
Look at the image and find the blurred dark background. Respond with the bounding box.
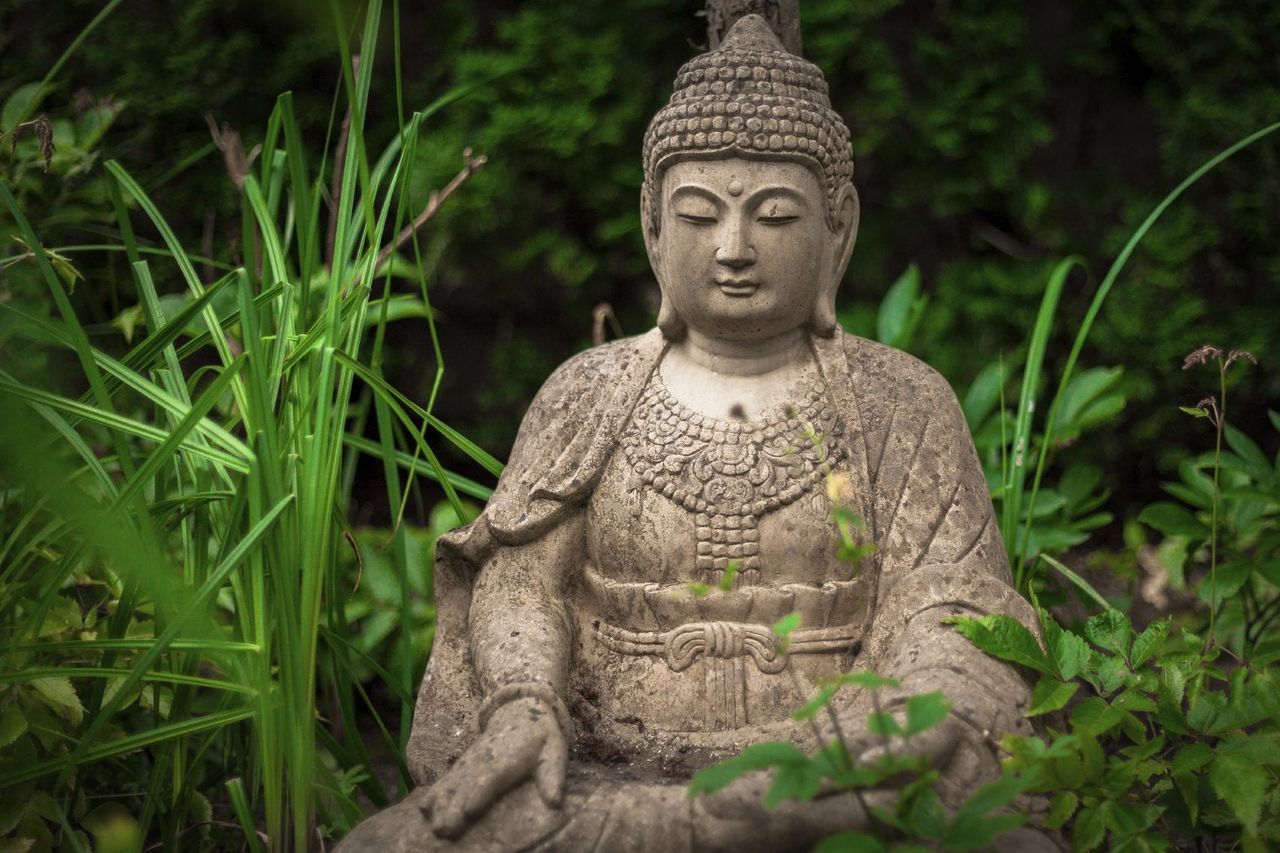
[3,0,1278,529]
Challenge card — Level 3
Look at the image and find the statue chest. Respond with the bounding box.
[586,376,858,589]
[573,375,877,736]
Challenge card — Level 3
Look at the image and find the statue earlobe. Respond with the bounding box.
[810,184,859,337]
[657,294,687,340]
[643,183,687,341]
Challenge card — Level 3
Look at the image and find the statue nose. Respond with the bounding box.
[715,233,756,270]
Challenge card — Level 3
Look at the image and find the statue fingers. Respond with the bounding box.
[428,783,469,839]
[856,717,960,770]
[427,729,542,838]
[533,728,568,808]
[697,769,771,819]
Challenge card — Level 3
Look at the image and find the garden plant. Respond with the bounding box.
[1,1,1279,851]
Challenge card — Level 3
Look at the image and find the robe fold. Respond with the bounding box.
[407,325,1037,788]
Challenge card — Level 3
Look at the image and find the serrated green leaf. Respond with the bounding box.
[1029,677,1078,716]
[1039,610,1092,681]
[0,704,28,749]
[945,774,1030,850]
[1068,735,1100,786]
[1094,655,1130,694]
[1217,734,1280,765]
[793,684,841,722]
[1103,801,1164,838]
[1114,688,1158,714]
[1171,742,1213,774]
[35,595,82,639]
[816,831,886,853]
[1072,697,1123,735]
[772,612,801,639]
[904,692,950,736]
[1197,561,1253,603]
[1073,802,1106,851]
[1209,750,1266,834]
[1157,665,1186,710]
[1130,620,1168,667]
[1224,425,1271,481]
[1187,691,1226,733]
[1053,632,1091,681]
[949,614,1050,674]
[1172,770,1199,826]
[31,677,83,727]
[1045,791,1078,830]
[688,741,808,796]
[1085,610,1132,657]
[764,759,824,808]
[868,712,904,738]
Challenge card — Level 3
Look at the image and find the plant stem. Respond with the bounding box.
[1205,362,1225,653]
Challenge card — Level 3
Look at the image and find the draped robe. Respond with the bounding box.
[341,326,1045,851]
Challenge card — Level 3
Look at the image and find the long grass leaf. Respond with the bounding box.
[1019,121,1280,589]
[342,434,492,499]
[0,707,255,788]
[0,668,256,694]
[50,494,292,789]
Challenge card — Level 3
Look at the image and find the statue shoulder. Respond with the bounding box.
[837,331,963,415]
[525,330,663,418]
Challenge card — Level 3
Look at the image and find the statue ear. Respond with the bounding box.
[811,184,859,337]
[643,183,687,340]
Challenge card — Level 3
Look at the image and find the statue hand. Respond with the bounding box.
[422,695,568,839]
[848,714,964,774]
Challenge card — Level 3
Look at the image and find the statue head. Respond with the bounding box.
[641,14,859,340]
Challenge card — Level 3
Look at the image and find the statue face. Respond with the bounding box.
[649,157,847,341]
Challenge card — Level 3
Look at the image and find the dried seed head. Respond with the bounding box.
[1182,345,1223,370]
[1225,349,1258,369]
[31,116,53,174]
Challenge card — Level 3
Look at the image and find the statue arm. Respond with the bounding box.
[840,353,1035,774]
[469,509,585,700]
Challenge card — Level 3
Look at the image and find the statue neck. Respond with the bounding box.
[678,328,808,377]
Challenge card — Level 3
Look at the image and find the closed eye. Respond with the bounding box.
[677,213,718,225]
[758,215,800,226]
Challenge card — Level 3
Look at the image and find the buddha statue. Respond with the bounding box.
[339,13,1048,852]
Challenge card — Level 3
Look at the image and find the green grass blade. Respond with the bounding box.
[0,667,256,694]
[1038,554,1115,612]
[0,707,255,788]
[49,494,292,789]
[1018,121,1280,590]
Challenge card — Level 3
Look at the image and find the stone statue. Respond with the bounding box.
[339,13,1050,852]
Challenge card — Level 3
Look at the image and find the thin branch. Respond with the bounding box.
[591,302,623,346]
[204,113,259,192]
[374,148,487,270]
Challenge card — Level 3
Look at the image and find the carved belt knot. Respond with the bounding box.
[594,619,858,674]
[665,621,787,673]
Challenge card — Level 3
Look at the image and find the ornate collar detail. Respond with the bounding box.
[621,373,846,588]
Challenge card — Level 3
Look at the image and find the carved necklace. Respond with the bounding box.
[621,372,846,588]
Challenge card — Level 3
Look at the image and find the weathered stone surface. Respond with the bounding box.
[339,13,1055,852]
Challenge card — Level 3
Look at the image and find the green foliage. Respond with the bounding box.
[959,606,1280,850]
[952,389,1280,849]
[952,361,1280,845]
[0,3,495,850]
[689,673,1029,850]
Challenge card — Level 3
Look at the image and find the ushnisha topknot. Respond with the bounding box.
[642,14,854,234]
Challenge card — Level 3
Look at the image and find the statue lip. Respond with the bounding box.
[715,277,759,297]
